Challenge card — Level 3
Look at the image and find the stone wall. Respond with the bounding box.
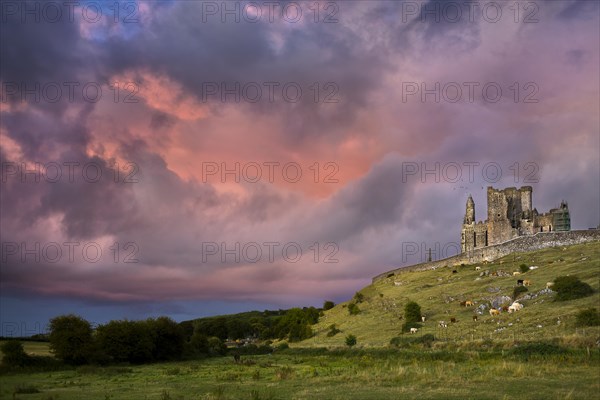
[372,230,600,283]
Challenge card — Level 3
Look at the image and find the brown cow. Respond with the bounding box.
[465,300,474,307]
[472,315,478,322]
[450,317,457,323]
[489,309,500,316]
[523,280,531,287]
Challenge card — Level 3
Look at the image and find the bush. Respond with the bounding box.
[575,308,600,327]
[347,303,360,315]
[513,285,528,300]
[345,334,357,347]
[353,292,365,303]
[553,276,594,301]
[0,341,30,367]
[390,333,434,348]
[275,342,289,351]
[519,263,529,273]
[404,301,422,323]
[326,324,341,337]
[323,301,335,310]
[508,342,569,357]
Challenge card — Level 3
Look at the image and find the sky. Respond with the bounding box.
[1,0,599,336]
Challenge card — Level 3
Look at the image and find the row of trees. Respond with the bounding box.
[48,315,191,365]
[46,306,323,365]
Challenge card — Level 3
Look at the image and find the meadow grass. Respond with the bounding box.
[1,346,598,399]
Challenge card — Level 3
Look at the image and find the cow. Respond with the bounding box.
[410,327,418,334]
[529,266,538,270]
[421,316,426,322]
[513,271,521,276]
[465,300,474,307]
[394,281,402,286]
[438,321,447,328]
[489,309,500,316]
[546,281,555,289]
[508,302,523,313]
[517,279,524,286]
[523,280,531,287]
[450,317,457,323]
[472,315,478,322]
[475,266,481,271]
[459,301,467,307]
[452,270,458,274]
[233,353,241,363]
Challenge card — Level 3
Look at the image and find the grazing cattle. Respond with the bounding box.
[508,302,523,313]
[438,321,447,328]
[233,353,241,363]
[472,315,478,322]
[394,281,402,286]
[489,309,500,316]
[513,271,520,276]
[421,316,426,322]
[475,266,481,271]
[465,300,474,307]
[459,301,467,307]
[529,266,538,270]
[517,279,524,286]
[523,280,531,287]
[546,281,555,289]
[410,327,418,334]
[452,270,458,274]
[450,317,457,323]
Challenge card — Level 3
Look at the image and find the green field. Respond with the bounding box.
[1,242,599,399]
[1,345,599,400]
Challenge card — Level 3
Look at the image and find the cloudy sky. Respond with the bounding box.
[1,0,598,335]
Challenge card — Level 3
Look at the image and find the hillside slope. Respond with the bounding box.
[302,241,599,347]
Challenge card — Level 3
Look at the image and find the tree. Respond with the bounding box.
[0,341,30,367]
[48,314,93,365]
[345,334,357,347]
[404,301,422,323]
[149,317,185,361]
[323,301,335,310]
[95,320,155,363]
[553,276,594,301]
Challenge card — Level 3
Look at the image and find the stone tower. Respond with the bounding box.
[461,186,570,253]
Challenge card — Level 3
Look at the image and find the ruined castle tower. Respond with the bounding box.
[461,186,570,253]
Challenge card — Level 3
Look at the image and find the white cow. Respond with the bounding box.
[508,302,523,313]
[410,327,418,334]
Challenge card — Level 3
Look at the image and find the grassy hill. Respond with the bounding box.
[302,241,599,348]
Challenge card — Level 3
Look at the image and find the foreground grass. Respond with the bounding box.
[1,347,599,400]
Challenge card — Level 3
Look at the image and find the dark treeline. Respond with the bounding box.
[2,306,323,367]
